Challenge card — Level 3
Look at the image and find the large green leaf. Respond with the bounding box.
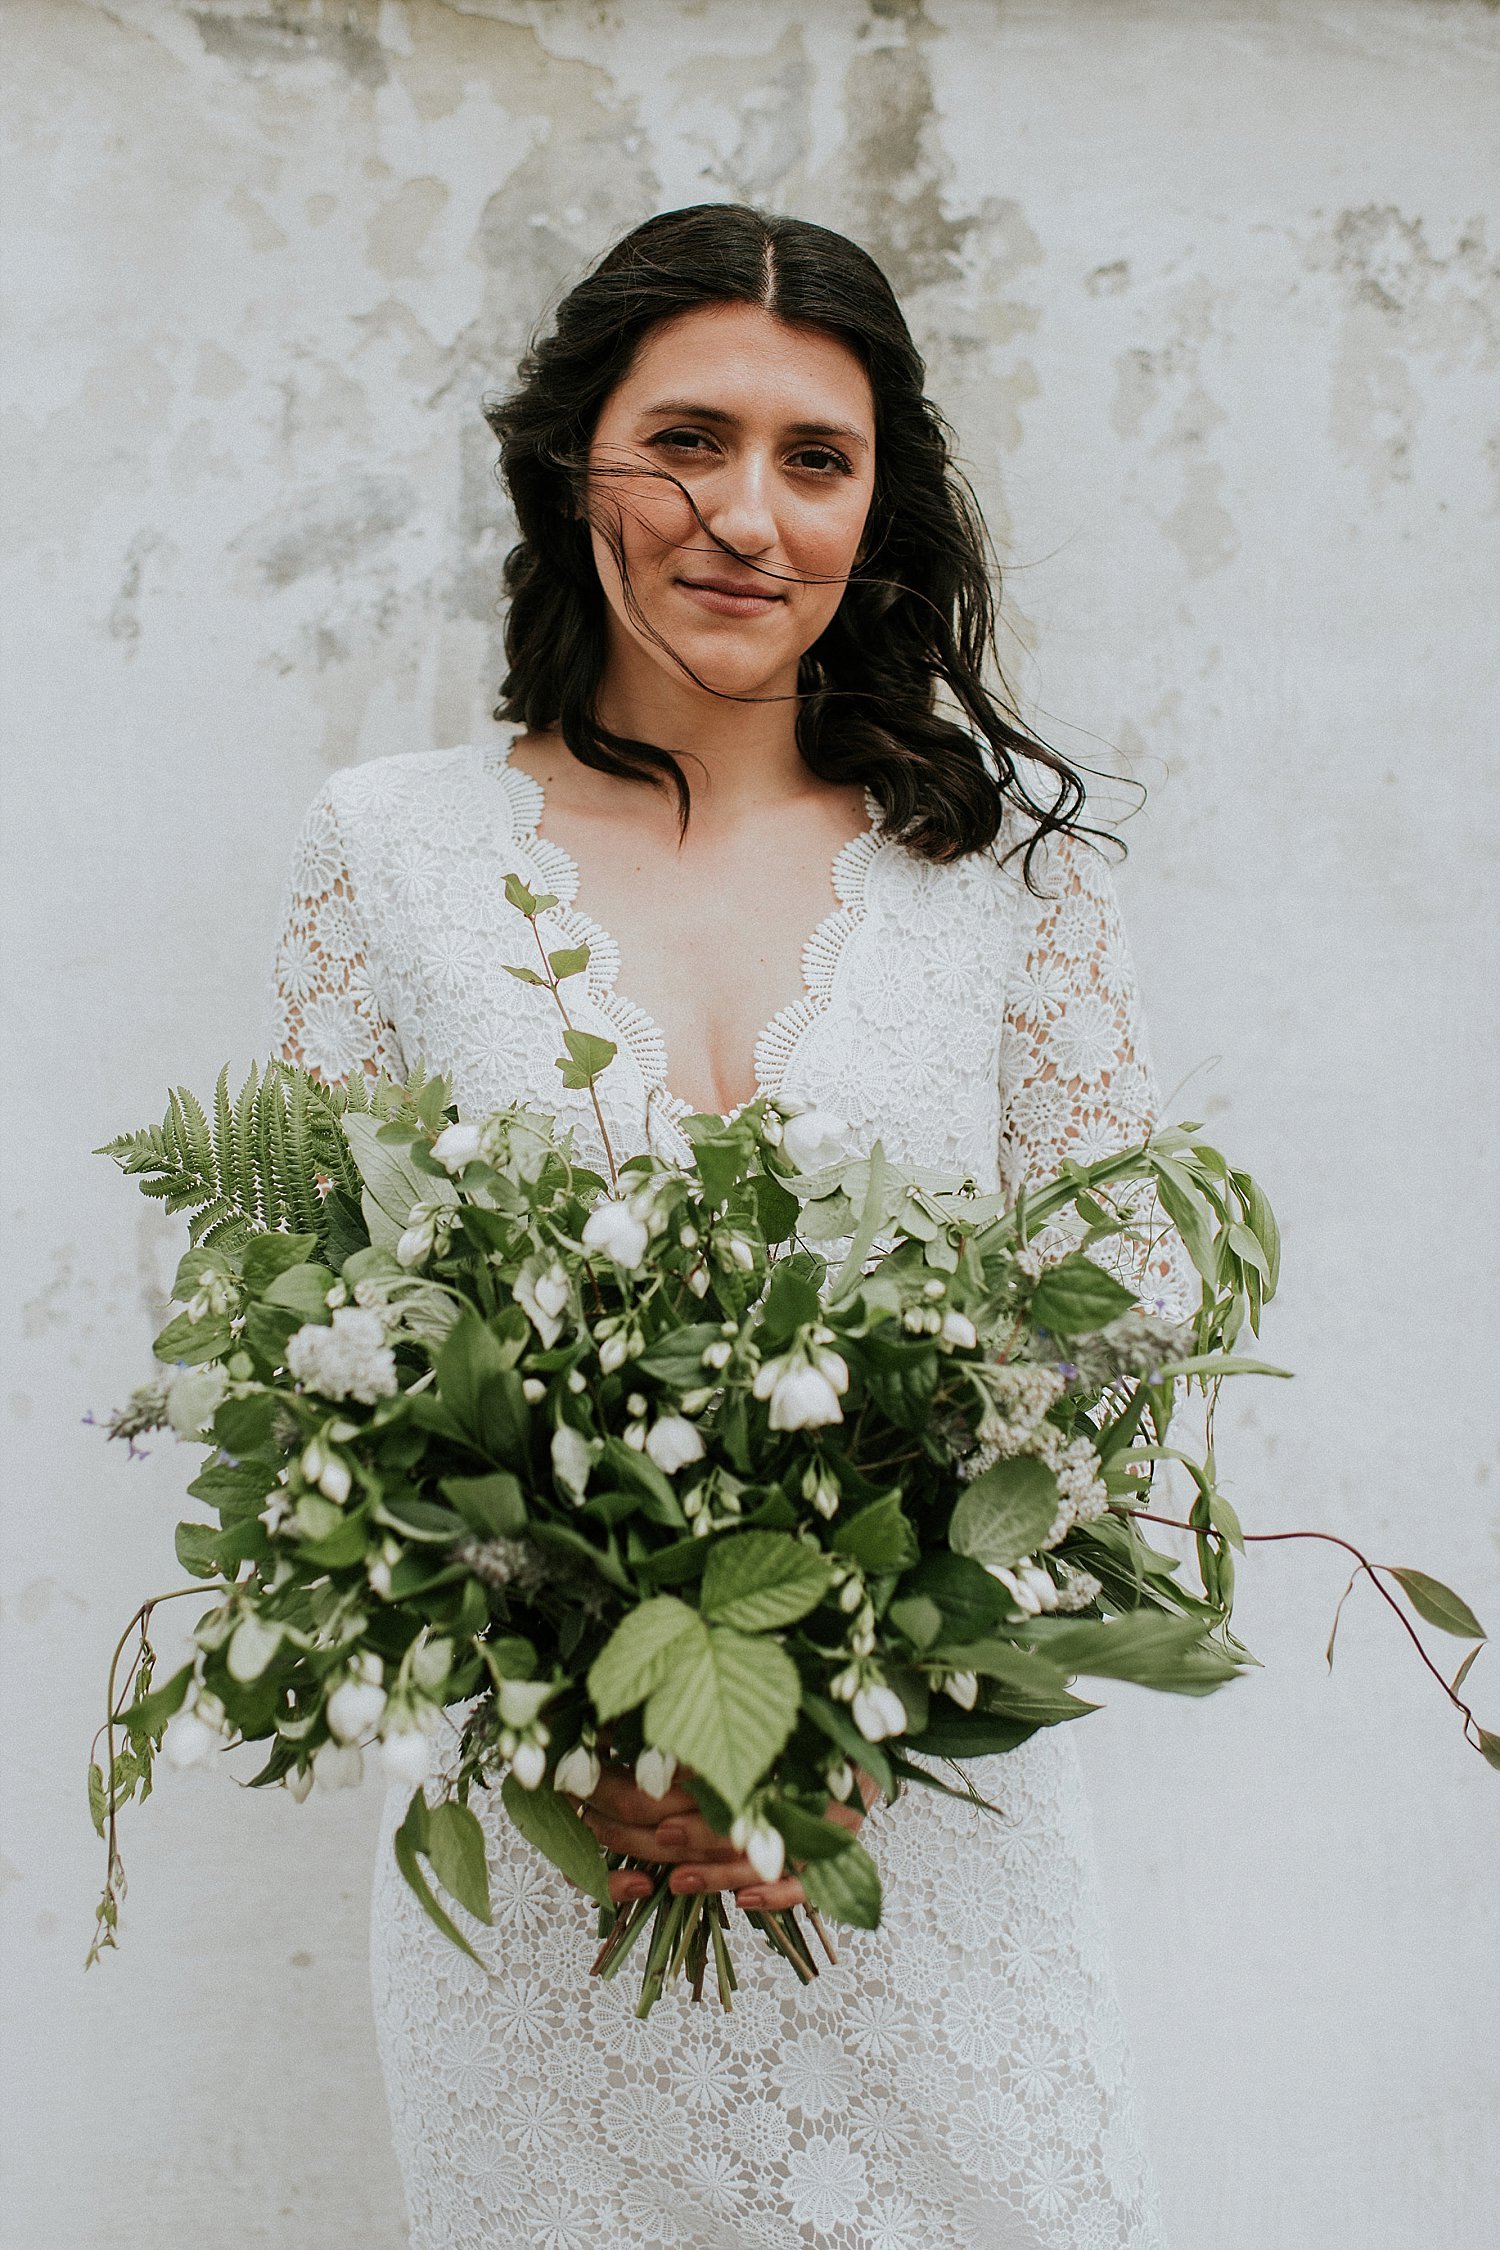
[643,1622,800,1809]
[799,1836,882,1928]
[700,1532,833,1632]
[424,1799,492,1925]
[948,1457,1059,1570]
[342,1110,456,1249]
[501,1775,613,1906]
[1029,1253,1136,1336]
[588,1596,700,1720]
[1388,1569,1485,1642]
[832,1489,918,1572]
[765,1799,857,1862]
[1028,1611,1243,1691]
[441,1472,526,1536]
[897,1552,1014,1644]
[393,1792,485,1967]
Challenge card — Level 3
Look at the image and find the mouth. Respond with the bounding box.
[674,574,786,618]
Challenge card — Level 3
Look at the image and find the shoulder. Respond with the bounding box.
[316,743,491,829]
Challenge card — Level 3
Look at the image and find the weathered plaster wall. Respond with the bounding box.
[3,3,1497,2243]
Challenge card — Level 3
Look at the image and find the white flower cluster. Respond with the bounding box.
[285,1307,398,1404]
[753,1335,850,1431]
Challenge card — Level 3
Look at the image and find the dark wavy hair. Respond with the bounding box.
[484,204,1097,879]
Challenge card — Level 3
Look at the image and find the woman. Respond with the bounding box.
[273,205,1179,2250]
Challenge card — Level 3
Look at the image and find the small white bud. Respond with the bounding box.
[522,1377,546,1404]
[744,1823,786,1884]
[598,1331,630,1375]
[826,1760,854,1802]
[318,1454,352,1505]
[944,1670,979,1710]
[554,1743,602,1798]
[687,1267,710,1298]
[510,1738,548,1790]
[702,1339,733,1371]
[431,1121,484,1174]
[644,1415,706,1475]
[497,1678,554,1728]
[162,1708,221,1771]
[678,1224,699,1249]
[940,1310,978,1350]
[410,1638,452,1693]
[285,1763,314,1803]
[635,1746,678,1799]
[581,1198,651,1270]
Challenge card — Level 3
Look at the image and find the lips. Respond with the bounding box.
[675,575,785,616]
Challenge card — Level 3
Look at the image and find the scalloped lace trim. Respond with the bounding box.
[486,731,885,1150]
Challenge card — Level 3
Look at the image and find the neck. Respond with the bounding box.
[595,634,809,815]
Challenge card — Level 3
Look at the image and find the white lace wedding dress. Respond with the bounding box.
[271,731,1181,2250]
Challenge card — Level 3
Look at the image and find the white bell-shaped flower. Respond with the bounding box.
[510,1738,548,1790]
[743,1822,786,1884]
[378,1725,434,1788]
[313,1739,364,1791]
[554,1743,602,1799]
[644,1415,705,1475]
[635,1746,678,1800]
[325,1677,388,1744]
[780,1107,847,1172]
[431,1121,484,1174]
[851,1682,907,1742]
[162,1707,221,1771]
[581,1198,650,1270]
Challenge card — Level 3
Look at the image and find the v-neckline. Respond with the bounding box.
[487,728,886,1136]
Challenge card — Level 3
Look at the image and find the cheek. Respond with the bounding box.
[789,494,872,609]
[590,466,696,567]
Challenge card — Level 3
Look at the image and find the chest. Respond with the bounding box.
[540,791,872,1116]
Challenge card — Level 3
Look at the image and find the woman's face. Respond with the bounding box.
[585,301,877,705]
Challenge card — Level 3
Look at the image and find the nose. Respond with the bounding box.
[699,445,779,560]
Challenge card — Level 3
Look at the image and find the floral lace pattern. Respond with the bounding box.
[270,735,1176,2248]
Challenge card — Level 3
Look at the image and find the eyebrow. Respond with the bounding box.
[638,399,871,449]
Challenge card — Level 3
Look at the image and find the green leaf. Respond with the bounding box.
[927,1638,1072,1696]
[440,1472,526,1536]
[898,1552,1013,1644]
[799,1836,882,1928]
[801,1693,894,1799]
[751,1170,801,1246]
[948,1456,1060,1570]
[636,1323,725,1384]
[759,1263,821,1346]
[376,1495,467,1545]
[393,1792,486,1967]
[119,1663,194,1742]
[699,1532,833,1632]
[888,1594,943,1649]
[502,961,547,987]
[175,1521,224,1580]
[643,1622,800,1809]
[1027,1611,1243,1693]
[341,1108,458,1247]
[1451,1645,1483,1695]
[832,1489,919,1572]
[1029,1252,1137,1337]
[241,1232,319,1293]
[1388,1569,1486,1642]
[152,1308,234,1367]
[903,1710,1040,1757]
[1150,1159,1218,1282]
[765,1799,856,1862]
[503,872,557,918]
[547,946,590,980]
[556,1027,617,1090]
[260,1262,336,1319]
[213,1392,276,1457]
[88,1761,107,1837]
[501,1774,613,1906]
[854,1331,938,1431]
[588,1597,701,1720]
[1476,1730,1500,1773]
[424,1799,492,1925]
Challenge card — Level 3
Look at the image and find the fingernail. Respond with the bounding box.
[737,1890,766,1909]
[670,1871,704,1893]
[655,1822,686,1848]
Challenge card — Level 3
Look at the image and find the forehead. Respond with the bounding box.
[605,302,875,434]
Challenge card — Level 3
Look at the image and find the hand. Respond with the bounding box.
[570,1756,880,1913]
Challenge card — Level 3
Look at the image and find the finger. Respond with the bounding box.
[734,1877,807,1913]
[651,1815,742,1860]
[668,1856,761,1894]
[607,1869,656,1904]
[586,1772,699,1826]
[580,1810,678,1861]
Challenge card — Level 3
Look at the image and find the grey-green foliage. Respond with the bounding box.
[97,1061,375,1254]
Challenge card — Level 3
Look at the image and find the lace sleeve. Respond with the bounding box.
[998,831,1192,1317]
[268,776,403,1084]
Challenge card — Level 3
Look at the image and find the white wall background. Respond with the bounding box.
[2,2,1497,2244]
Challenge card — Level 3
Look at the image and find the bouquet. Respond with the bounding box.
[88,882,1495,2012]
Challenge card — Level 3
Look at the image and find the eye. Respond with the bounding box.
[649,428,719,456]
[788,445,855,477]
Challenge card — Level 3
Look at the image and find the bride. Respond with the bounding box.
[273,204,1180,2250]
